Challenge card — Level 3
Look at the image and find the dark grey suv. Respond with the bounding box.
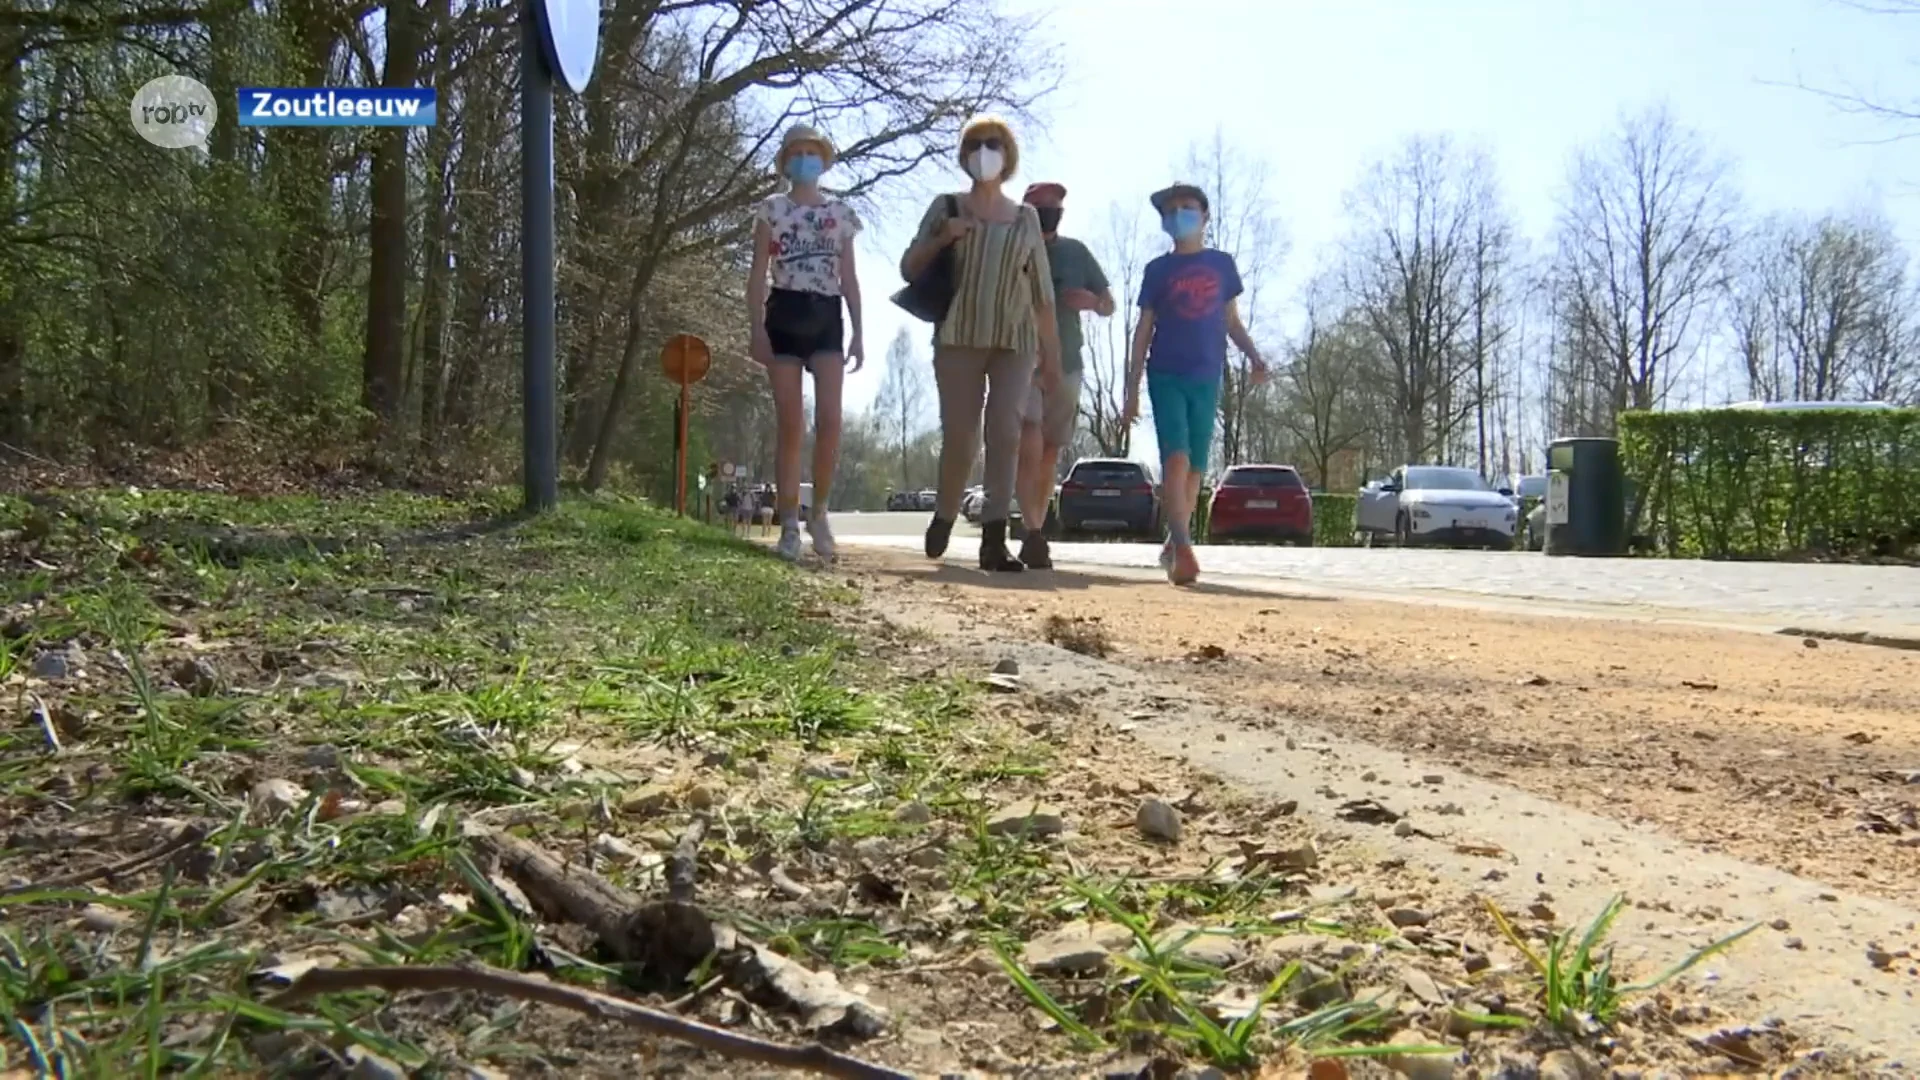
[1057,458,1160,539]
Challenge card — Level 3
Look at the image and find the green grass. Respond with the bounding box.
[1486,893,1760,1031]
[0,487,1484,1075]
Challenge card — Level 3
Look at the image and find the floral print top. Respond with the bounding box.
[754,193,862,297]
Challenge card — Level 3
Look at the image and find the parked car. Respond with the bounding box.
[1355,465,1518,549]
[960,486,985,523]
[1057,458,1160,539]
[885,490,917,511]
[1207,464,1313,544]
[914,489,938,511]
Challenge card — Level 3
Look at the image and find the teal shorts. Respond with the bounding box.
[1146,371,1220,477]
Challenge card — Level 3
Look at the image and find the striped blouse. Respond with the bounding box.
[908,195,1054,355]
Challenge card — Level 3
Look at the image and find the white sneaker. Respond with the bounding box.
[807,513,837,560]
[776,524,803,561]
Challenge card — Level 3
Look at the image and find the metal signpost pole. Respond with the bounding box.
[521,0,598,513]
[520,2,558,512]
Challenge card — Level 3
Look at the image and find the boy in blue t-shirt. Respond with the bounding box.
[1122,182,1268,586]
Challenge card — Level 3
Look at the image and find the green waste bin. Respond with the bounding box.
[1544,437,1627,557]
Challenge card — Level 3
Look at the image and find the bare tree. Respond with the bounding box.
[1462,204,1517,476]
[1341,133,1497,465]
[1553,104,1737,418]
[1082,201,1153,457]
[1729,212,1914,401]
[1277,280,1373,490]
[873,328,929,490]
[579,0,1058,490]
[1792,2,1920,131]
[1179,129,1289,468]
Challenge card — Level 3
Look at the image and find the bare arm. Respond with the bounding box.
[1127,308,1156,401]
[1225,298,1263,368]
[839,235,863,339]
[1037,301,1062,375]
[900,197,957,280]
[748,218,772,358]
[839,233,866,371]
[1027,212,1061,376]
[1087,245,1117,317]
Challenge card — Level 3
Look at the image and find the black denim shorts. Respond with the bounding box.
[764,288,845,369]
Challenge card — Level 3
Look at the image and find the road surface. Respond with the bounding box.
[824,511,1920,635]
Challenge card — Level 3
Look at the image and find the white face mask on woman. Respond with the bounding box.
[967,147,1004,182]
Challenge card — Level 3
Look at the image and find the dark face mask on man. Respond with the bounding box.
[1035,206,1063,234]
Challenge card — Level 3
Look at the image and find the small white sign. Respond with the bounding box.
[1546,472,1571,526]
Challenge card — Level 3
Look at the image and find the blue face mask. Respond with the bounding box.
[785,152,824,185]
[1163,207,1203,240]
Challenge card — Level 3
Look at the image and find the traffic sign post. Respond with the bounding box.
[659,333,712,516]
[521,0,600,513]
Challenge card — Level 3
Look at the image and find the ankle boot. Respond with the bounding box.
[979,520,1025,572]
[1018,528,1052,569]
[925,515,954,559]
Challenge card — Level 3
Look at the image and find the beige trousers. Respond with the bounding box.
[933,345,1035,523]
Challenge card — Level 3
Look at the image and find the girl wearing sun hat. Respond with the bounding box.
[747,123,866,561]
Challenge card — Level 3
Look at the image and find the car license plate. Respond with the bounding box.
[1247,499,1277,509]
[1461,518,1487,529]
[1094,488,1120,497]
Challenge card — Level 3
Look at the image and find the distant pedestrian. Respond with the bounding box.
[755,485,775,535]
[1121,182,1267,586]
[899,115,1062,571]
[1016,181,1113,569]
[748,123,866,561]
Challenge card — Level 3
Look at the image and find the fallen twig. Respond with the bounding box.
[267,964,912,1080]
[2,823,209,895]
[664,972,725,1012]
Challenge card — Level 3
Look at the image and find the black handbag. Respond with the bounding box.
[890,195,962,324]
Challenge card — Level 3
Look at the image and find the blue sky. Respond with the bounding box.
[836,0,1920,468]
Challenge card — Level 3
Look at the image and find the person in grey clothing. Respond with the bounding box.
[1016,181,1114,568]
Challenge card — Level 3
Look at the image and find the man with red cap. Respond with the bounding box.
[1016,181,1114,568]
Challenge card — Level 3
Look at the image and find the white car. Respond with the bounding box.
[1356,465,1519,549]
[961,486,985,523]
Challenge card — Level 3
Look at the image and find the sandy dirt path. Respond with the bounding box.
[837,549,1920,1064]
[847,553,1920,906]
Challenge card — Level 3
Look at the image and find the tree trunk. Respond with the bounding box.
[275,0,338,350]
[561,9,643,466]
[582,258,664,492]
[414,0,455,451]
[204,0,246,423]
[0,25,23,447]
[363,0,423,438]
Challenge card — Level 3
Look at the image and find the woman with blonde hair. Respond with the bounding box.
[747,123,865,561]
[898,115,1062,572]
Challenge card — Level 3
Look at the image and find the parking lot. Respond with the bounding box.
[829,511,1920,633]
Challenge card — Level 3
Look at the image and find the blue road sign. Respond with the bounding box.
[535,0,600,94]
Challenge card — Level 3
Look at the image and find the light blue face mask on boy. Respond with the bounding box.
[786,153,824,185]
[1162,206,1203,240]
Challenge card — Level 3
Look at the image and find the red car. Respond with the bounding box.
[1207,464,1313,545]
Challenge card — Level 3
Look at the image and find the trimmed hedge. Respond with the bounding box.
[1620,407,1920,559]
[1311,493,1358,547]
